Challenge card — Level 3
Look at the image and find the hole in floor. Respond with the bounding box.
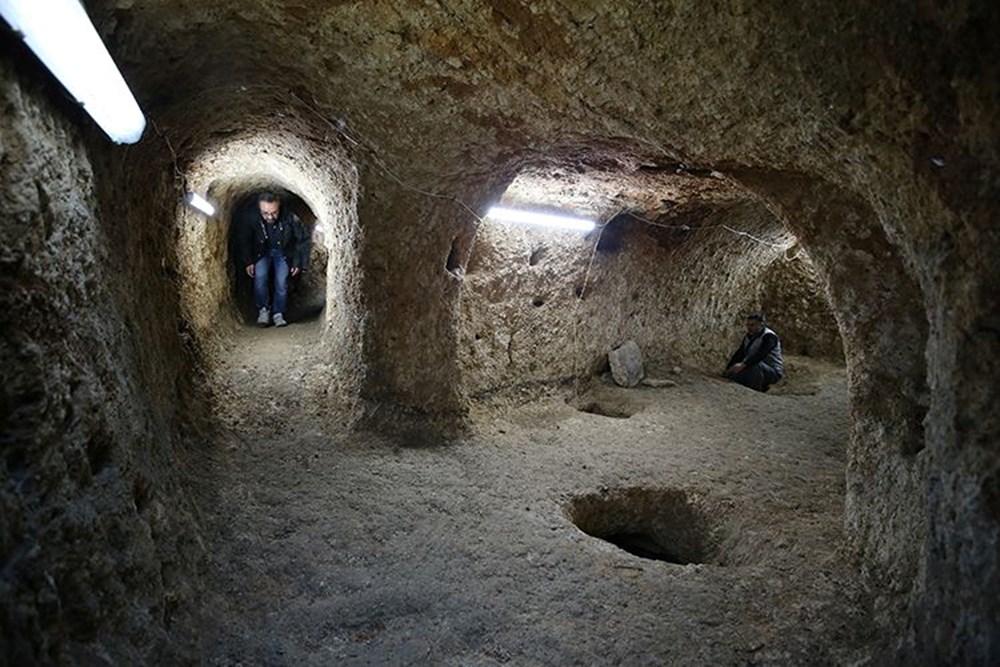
[575,401,636,418]
[567,487,722,564]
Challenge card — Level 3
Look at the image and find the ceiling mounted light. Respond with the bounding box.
[186,193,216,216]
[0,0,146,144]
[487,206,596,232]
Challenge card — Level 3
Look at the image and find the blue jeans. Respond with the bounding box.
[254,249,289,315]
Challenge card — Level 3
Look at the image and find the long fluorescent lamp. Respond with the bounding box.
[186,193,216,216]
[0,0,146,144]
[487,206,596,232]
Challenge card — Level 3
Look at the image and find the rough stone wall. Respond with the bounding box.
[759,252,844,361]
[0,57,203,663]
[458,178,838,397]
[734,172,933,653]
[358,181,484,418]
[618,203,795,373]
[881,62,1000,664]
[460,216,597,395]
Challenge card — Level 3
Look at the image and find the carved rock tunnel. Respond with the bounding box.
[0,2,997,665]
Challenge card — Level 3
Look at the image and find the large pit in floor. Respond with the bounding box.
[567,487,724,564]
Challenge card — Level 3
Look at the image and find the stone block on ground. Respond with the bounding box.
[609,340,644,388]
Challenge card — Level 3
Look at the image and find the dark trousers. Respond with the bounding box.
[730,362,781,392]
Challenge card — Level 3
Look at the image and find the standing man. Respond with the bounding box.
[240,192,310,327]
[725,313,784,392]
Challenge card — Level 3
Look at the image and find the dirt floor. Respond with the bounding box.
[189,320,879,665]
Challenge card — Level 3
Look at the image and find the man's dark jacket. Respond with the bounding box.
[727,326,784,376]
[239,210,310,271]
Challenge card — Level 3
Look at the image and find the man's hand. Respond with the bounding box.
[246,264,255,277]
[290,266,300,277]
[726,363,746,376]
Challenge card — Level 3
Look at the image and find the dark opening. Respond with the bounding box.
[85,430,113,474]
[601,532,688,562]
[574,400,637,419]
[132,474,152,512]
[567,488,721,565]
[529,245,548,266]
[226,189,326,324]
[446,235,462,273]
[596,214,632,253]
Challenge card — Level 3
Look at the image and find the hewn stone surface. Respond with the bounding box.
[1,0,996,662]
[759,252,844,362]
[0,57,204,663]
[641,377,677,389]
[457,164,825,396]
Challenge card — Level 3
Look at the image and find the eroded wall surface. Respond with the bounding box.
[0,58,204,663]
[459,181,832,397]
[760,253,843,362]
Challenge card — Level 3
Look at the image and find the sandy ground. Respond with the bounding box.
[189,320,878,666]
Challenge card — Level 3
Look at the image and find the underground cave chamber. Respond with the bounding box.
[1,1,997,664]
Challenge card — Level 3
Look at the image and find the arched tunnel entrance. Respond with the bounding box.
[226,188,328,324]
[165,124,367,416]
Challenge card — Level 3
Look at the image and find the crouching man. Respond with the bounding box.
[724,313,784,392]
[239,192,310,327]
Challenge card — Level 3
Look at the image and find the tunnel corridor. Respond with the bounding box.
[1,1,998,665]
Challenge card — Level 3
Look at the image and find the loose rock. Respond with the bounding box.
[609,340,644,388]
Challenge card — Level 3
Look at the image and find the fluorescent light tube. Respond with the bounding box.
[0,0,146,144]
[186,193,216,216]
[487,206,596,232]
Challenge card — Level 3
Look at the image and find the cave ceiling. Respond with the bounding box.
[82,0,930,189]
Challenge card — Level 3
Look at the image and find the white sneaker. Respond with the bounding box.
[273,313,287,327]
[257,307,270,326]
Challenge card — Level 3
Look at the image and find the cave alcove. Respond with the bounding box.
[459,158,845,400]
